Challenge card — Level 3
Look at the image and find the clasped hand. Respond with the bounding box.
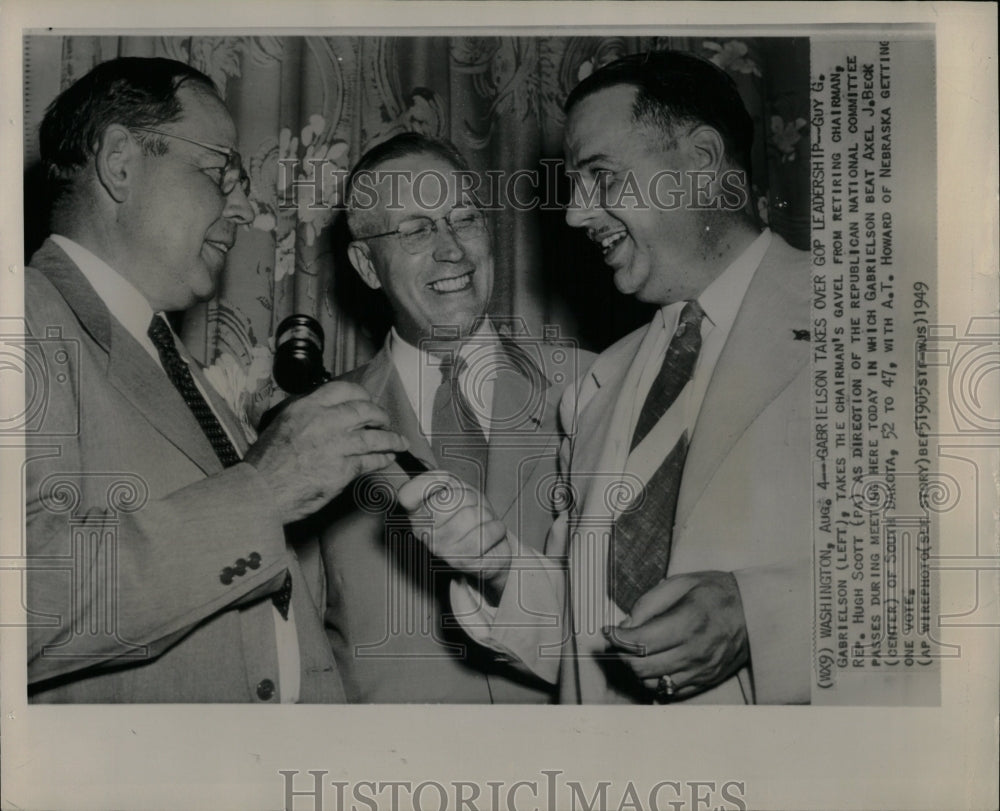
[244,381,408,524]
[603,571,750,701]
[397,472,512,600]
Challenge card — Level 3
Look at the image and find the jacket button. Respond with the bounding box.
[256,678,275,701]
[220,567,234,585]
[247,552,261,569]
[234,558,247,576]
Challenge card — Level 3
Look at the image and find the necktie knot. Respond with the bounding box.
[674,300,705,338]
[437,354,467,388]
[628,300,705,452]
[147,312,174,349]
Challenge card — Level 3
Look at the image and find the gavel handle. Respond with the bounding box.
[394,449,431,478]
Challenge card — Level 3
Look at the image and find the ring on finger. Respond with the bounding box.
[655,674,677,702]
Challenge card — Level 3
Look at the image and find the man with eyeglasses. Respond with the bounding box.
[315,132,589,702]
[24,57,407,702]
[397,51,812,706]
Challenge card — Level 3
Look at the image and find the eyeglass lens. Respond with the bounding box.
[398,209,484,252]
[221,152,251,196]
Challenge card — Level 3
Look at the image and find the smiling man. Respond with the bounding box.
[24,57,407,702]
[316,133,585,702]
[399,50,813,705]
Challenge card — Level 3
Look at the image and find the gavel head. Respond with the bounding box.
[272,314,330,394]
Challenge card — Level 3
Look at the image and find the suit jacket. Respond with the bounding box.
[24,238,344,703]
[318,328,589,702]
[455,232,813,704]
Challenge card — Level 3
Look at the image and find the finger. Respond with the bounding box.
[436,522,509,578]
[479,519,510,555]
[600,626,646,656]
[397,471,466,512]
[469,521,510,574]
[619,648,688,681]
[290,395,390,432]
[603,609,686,657]
[628,575,696,626]
[354,452,398,477]
[641,672,698,700]
[331,399,395,431]
[435,506,504,552]
[345,428,409,456]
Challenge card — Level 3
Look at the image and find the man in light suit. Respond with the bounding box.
[24,57,407,702]
[317,133,586,702]
[399,50,812,704]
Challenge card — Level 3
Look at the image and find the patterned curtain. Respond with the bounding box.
[23,35,809,429]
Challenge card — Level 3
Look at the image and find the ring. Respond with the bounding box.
[655,674,677,701]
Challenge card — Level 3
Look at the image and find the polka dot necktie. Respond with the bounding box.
[147,314,241,468]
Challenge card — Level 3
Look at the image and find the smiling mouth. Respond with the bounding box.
[591,228,628,258]
[428,271,474,293]
[205,240,233,256]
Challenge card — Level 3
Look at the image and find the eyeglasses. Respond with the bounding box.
[359,207,486,255]
[130,126,251,197]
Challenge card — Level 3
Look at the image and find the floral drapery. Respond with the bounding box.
[23,35,809,427]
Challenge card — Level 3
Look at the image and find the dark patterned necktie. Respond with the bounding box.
[148,314,241,468]
[609,301,705,612]
[148,315,292,620]
[431,355,489,490]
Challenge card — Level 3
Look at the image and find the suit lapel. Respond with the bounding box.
[107,325,225,473]
[359,343,437,472]
[675,236,811,527]
[35,239,224,474]
[574,330,646,516]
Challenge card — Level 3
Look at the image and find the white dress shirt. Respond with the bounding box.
[616,229,773,505]
[50,234,300,703]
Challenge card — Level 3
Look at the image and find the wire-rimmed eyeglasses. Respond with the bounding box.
[131,126,251,197]
[358,207,486,255]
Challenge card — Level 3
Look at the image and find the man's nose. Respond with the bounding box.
[431,219,465,261]
[565,180,595,229]
[224,183,254,226]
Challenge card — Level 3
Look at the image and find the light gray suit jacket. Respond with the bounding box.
[318,329,589,702]
[24,239,344,702]
[458,233,813,704]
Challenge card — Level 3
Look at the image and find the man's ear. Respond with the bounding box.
[94,124,137,204]
[347,241,382,290]
[687,125,726,172]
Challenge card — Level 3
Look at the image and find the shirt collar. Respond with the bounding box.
[390,318,498,382]
[656,228,772,335]
[50,234,157,352]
